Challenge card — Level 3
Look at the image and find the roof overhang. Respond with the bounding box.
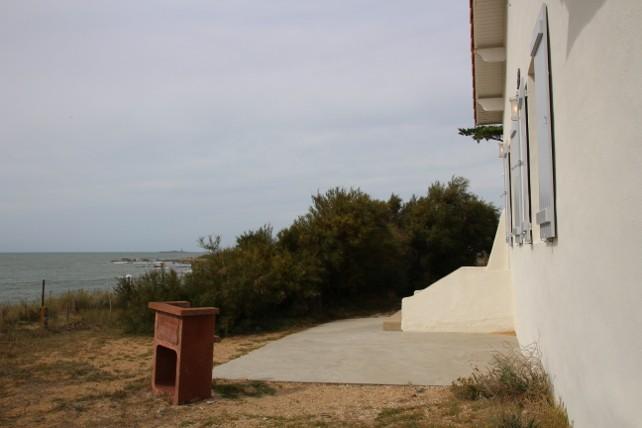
[470,0,507,125]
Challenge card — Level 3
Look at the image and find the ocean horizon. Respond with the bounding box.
[0,251,203,304]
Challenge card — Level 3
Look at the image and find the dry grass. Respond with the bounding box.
[212,380,277,400]
[0,289,117,334]
[1,324,570,428]
[451,346,550,402]
[451,346,570,428]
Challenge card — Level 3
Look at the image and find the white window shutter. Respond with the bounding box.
[531,5,557,240]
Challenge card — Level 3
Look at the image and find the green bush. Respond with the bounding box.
[184,225,323,334]
[400,176,499,289]
[114,270,183,333]
[279,187,408,300]
[114,177,499,335]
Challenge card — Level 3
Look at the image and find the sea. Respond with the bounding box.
[0,252,203,304]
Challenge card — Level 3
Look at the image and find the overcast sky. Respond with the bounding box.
[0,1,502,252]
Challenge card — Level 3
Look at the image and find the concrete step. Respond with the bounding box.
[382,310,402,331]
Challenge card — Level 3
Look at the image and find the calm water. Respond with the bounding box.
[0,252,202,304]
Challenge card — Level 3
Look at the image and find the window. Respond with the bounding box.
[530,5,557,240]
[503,5,556,246]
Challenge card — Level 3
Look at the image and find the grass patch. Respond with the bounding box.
[230,342,267,360]
[493,410,539,428]
[242,414,336,428]
[375,406,427,428]
[0,353,116,387]
[212,380,277,400]
[47,377,150,415]
[35,360,117,383]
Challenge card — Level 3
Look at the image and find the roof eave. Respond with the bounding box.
[470,0,507,126]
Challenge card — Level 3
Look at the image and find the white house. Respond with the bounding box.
[400,1,642,426]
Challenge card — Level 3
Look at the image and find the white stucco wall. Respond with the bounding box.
[401,211,514,333]
[503,1,642,427]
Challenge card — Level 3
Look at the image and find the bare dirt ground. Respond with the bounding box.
[0,326,559,428]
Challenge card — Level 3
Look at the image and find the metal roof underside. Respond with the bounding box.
[470,0,507,125]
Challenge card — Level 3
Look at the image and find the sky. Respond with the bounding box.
[0,1,502,252]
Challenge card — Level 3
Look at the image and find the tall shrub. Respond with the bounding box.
[279,188,408,303]
[185,226,323,334]
[400,176,498,289]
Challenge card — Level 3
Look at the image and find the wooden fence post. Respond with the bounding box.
[40,280,48,328]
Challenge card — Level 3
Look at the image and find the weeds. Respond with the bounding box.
[450,347,570,428]
[451,346,550,402]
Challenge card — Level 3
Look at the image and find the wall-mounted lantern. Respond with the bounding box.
[510,97,519,121]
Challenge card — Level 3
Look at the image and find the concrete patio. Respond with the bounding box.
[213,317,518,385]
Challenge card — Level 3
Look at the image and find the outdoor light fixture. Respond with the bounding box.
[510,96,519,121]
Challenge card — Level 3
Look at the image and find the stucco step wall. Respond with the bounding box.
[400,211,514,334]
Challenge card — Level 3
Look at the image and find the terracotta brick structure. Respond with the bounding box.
[148,301,219,405]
